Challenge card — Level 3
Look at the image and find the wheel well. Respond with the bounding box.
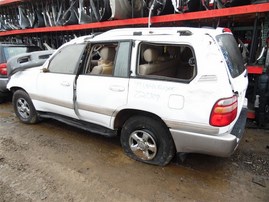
[9,87,26,100]
[10,87,25,94]
[114,109,167,132]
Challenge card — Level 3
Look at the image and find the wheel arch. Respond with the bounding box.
[10,86,27,94]
[114,109,169,132]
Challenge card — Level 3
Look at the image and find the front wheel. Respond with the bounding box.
[13,90,39,124]
[120,116,175,166]
[0,97,5,104]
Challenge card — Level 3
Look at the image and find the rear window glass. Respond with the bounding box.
[216,34,245,78]
[3,46,41,61]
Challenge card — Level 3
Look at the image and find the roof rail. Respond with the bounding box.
[177,30,192,36]
[133,31,142,36]
[83,32,102,42]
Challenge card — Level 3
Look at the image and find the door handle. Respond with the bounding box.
[109,85,125,92]
[61,81,70,87]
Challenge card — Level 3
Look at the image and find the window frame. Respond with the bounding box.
[135,42,197,83]
[81,40,132,78]
[47,43,86,75]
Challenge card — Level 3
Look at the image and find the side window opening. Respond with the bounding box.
[138,43,196,81]
[85,43,118,76]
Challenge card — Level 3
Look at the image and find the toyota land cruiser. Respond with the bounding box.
[7,27,248,166]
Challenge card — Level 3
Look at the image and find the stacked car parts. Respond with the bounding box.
[0,0,262,31]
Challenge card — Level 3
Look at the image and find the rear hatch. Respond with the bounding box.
[1,45,41,78]
[216,33,248,113]
[3,45,41,62]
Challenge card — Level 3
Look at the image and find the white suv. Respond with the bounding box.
[7,27,248,166]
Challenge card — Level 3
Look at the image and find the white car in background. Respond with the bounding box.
[7,27,248,166]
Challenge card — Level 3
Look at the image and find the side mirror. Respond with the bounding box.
[42,68,50,73]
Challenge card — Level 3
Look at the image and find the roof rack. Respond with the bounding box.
[177,30,192,36]
[83,32,103,42]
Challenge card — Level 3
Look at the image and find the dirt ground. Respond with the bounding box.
[0,102,268,202]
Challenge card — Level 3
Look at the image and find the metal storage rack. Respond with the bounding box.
[0,1,268,36]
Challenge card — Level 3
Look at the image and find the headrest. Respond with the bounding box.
[181,48,192,62]
[167,46,176,56]
[100,47,116,62]
[143,48,159,63]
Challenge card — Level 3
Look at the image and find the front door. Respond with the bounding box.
[36,43,86,118]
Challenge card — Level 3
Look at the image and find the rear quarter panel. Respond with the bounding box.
[127,35,235,134]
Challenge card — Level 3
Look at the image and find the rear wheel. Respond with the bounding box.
[120,116,175,166]
[13,90,39,124]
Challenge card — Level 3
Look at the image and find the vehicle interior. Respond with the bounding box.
[85,43,118,75]
[138,43,196,81]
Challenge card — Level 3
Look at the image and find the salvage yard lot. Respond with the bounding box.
[0,102,268,201]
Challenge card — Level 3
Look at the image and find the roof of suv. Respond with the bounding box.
[69,27,231,44]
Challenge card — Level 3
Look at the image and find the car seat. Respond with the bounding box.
[91,46,116,75]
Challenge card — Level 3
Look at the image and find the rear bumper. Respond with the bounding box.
[170,107,248,157]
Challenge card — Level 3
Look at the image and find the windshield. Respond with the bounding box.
[216,34,245,78]
[3,46,41,61]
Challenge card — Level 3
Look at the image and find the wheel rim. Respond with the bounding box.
[16,98,30,119]
[129,130,157,161]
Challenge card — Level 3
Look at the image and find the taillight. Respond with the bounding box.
[223,28,232,33]
[0,63,7,75]
[210,96,238,127]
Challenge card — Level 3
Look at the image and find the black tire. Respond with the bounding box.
[12,90,39,124]
[0,97,4,104]
[120,116,175,166]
